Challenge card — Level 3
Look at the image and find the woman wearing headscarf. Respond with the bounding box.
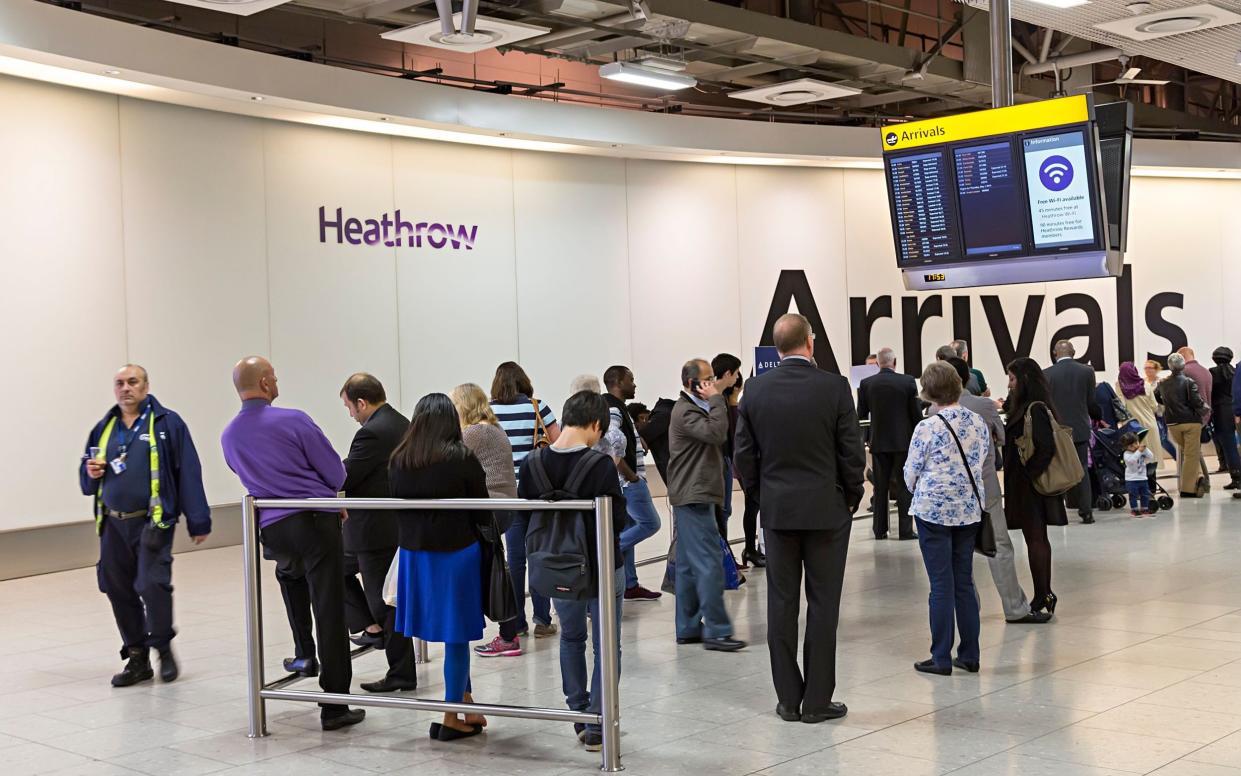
[1117,362,1162,466]
[1210,348,1240,490]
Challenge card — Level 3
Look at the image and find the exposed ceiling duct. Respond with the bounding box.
[1021,45,1124,74]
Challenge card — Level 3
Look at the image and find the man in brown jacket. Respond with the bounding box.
[668,359,745,652]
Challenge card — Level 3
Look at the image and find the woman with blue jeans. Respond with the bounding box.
[903,362,990,676]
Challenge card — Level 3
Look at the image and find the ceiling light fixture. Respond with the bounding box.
[599,61,696,90]
[727,78,861,106]
[103,69,121,76]
[1027,0,1091,8]
[1095,3,1241,41]
[162,0,294,15]
[381,14,549,54]
[250,95,264,101]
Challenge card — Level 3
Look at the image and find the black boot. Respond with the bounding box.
[111,647,154,687]
[1223,472,1240,491]
[158,648,179,683]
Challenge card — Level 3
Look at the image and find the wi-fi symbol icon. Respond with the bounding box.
[1039,155,1074,191]
[1044,163,1069,183]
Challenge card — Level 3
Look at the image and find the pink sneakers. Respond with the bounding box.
[473,636,522,658]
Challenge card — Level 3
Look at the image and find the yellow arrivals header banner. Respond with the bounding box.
[881,95,1092,153]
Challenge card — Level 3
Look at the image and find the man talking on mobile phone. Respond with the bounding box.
[667,359,746,653]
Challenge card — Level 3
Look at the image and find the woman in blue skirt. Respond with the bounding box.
[389,393,492,741]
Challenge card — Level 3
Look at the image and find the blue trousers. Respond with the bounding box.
[552,569,624,733]
[504,513,552,630]
[1216,421,1241,472]
[620,479,662,589]
[915,518,981,668]
[1126,480,1151,510]
[673,504,732,640]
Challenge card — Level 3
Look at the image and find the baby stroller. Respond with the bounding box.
[1091,422,1175,513]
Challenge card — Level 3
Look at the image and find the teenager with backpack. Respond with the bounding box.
[518,390,627,753]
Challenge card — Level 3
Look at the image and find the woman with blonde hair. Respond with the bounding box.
[1116,362,1163,465]
[450,383,523,659]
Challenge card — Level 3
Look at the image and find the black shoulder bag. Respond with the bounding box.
[936,414,997,558]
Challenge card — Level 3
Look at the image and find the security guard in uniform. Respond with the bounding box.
[80,364,211,687]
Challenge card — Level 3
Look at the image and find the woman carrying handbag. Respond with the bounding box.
[903,362,991,676]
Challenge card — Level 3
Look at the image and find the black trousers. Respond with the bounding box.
[742,488,760,555]
[764,522,851,715]
[260,512,351,717]
[343,547,416,683]
[871,451,913,538]
[98,515,175,656]
[1064,440,1093,516]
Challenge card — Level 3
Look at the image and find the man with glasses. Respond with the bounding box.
[667,359,745,652]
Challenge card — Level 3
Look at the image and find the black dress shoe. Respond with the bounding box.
[874,533,888,540]
[952,658,980,673]
[801,703,848,723]
[361,676,418,693]
[676,636,703,645]
[914,659,951,676]
[897,533,918,541]
[703,636,747,652]
[1180,492,1202,499]
[111,647,154,687]
[776,703,801,722]
[1007,611,1052,624]
[1080,513,1095,524]
[321,708,366,731]
[158,648,179,683]
[283,657,319,677]
[350,630,385,648]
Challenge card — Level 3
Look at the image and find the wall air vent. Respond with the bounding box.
[381,14,550,53]
[727,78,861,106]
[1093,3,1241,41]
[164,0,293,15]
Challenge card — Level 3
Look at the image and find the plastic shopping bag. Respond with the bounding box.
[382,553,399,607]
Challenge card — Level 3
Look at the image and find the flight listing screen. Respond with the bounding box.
[953,140,1027,257]
[886,150,960,265]
[1022,130,1098,250]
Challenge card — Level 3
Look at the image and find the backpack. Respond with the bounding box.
[1017,401,1085,497]
[524,448,606,601]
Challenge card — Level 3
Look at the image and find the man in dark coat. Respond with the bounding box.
[856,347,922,540]
[734,313,866,725]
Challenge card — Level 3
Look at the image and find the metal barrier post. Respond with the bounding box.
[595,496,623,772]
[415,638,429,664]
[241,495,268,738]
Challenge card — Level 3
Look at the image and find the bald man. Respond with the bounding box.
[80,364,211,688]
[220,357,364,731]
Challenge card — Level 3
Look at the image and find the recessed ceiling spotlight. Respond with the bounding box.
[599,61,697,90]
[727,78,861,106]
[1127,1,1153,13]
[103,69,121,76]
[250,95,265,101]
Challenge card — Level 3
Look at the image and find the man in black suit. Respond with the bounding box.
[734,313,866,724]
[339,373,417,692]
[1044,340,1101,524]
[856,347,922,540]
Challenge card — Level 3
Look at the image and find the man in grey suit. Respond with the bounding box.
[1044,340,1101,524]
[941,359,1049,624]
[734,314,866,724]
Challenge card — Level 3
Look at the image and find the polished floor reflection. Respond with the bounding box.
[2,481,1239,776]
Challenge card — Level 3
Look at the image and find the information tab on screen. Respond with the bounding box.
[1022,131,1098,250]
[953,140,1027,257]
[886,150,959,265]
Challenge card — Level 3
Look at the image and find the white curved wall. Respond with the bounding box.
[2,72,1240,531]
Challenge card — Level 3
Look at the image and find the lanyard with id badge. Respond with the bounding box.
[111,405,149,475]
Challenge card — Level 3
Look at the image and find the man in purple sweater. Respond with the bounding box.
[221,356,364,731]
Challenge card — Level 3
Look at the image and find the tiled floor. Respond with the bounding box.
[2,479,1240,776]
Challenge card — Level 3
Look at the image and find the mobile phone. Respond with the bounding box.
[89,446,102,461]
[690,378,702,394]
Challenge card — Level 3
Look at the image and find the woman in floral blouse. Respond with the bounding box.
[903,361,990,676]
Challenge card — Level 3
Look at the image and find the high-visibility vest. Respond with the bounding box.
[94,408,167,535]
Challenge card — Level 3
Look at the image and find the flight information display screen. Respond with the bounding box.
[880,96,1109,276]
[953,140,1026,257]
[886,150,959,264]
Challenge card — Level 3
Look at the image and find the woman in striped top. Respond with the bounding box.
[489,362,561,639]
